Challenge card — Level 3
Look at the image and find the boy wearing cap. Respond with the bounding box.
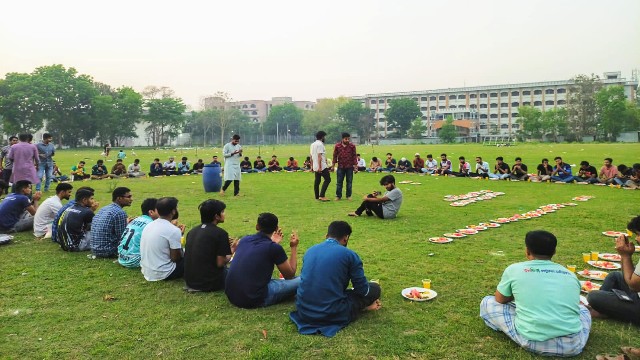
[413,153,424,173]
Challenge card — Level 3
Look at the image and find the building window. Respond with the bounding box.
[370,99,377,104]
[421,106,428,111]
[470,104,477,109]
[490,114,498,119]
[438,95,445,101]
[480,124,487,129]
[430,106,436,110]
[501,103,508,108]
[511,102,519,107]
[500,92,508,97]
[512,113,519,118]
[557,99,567,105]
[490,92,498,97]
[421,96,427,101]
[458,95,466,100]
[490,103,498,108]
[250,104,256,108]
[534,101,542,106]
[522,90,531,96]
[501,124,509,129]
[480,104,488,109]
[557,88,566,94]
[470,94,477,99]
[511,91,519,96]
[450,105,457,109]
[242,104,248,109]
[534,90,542,95]
[512,123,520,129]
[438,106,445,110]
[480,93,488,98]
[545,89,555,95]
[545,100,554,106]
[501,113,508,118]
[523,101,531,106]
[378,99,385,103]
[480,114,488,119]
[421,115,428,120]
[251,111,258,115]
[429,96,436,101]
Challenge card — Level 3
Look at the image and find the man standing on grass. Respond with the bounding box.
[8,134,39,188]
[33,182,73,238]
[0,136,18,194]
[333,132,357,201]
[221,134,242,196]
[480,230,591,357]
[0,180,41,234]
[311,131,331,201]
[348,175,402,219]
[90,187,133,258]
[290,221,381,337]
[140,197,184,281]
[225,213,300,308]
[117,198,158,268]
[35,133,55,192]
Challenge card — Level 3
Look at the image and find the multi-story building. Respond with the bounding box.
[203,96,315,123]
[352,71,638,138]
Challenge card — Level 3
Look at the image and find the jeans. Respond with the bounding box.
[551,175,575,183]
[354,194,384,218]
[36,161,54,191]
[314,168,331,199]
[336,167,354,199]
[1,168,11,194]
[489,173,510,179]
[263,277,301,307]
[587,271,640,325]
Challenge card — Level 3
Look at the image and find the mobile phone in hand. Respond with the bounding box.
[612,289,634,302]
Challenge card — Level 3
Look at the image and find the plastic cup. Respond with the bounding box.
[421,279,431,289]
[567,265,576,273]
[628,230,634,237]
[370,279,380,285]
[582,253,591,263]
[591,251,599,261]
[180,236,186,247]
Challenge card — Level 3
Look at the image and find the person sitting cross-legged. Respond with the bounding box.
[489,156,511,180]
[452,156,471,177]
[111,159,127,178]
[366,157,381,173]
[177,157,191,175]
[57,189,96,252]
[0,180,41,234]
[253,156,267,172]
[510,157,529,181]
[70,161,91,181]
[550,156,575,183]
[240,157,256,173]
[348,175,402,219]
[587,216,640,325]
[268,155,282,172]
[90,187,133,258]
[117,198,158,269]
[575,160,599,184]
[289,221,381,337]
[33,182,73,238]
[149,158,164,177]
[396,157,413,173]
[127,159,146,178]
[163,157,178,175]
[480,230,591,357]
[192,159,205,174]
[91,160,113,180]
[51,186,96,244]
[284,157,300,172]
[225,213,300,308]
[184,200,233,292]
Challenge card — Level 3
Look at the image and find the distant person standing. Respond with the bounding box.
[104,143,111,157]
[221,134,242,196]
[7,134,39,187]
[0,136,18,194]
[333,132,357,201]
[311,131,331,202]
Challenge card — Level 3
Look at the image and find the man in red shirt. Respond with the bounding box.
[332,133,357,201]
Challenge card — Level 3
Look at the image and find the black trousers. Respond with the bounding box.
[347,282,382,321]
[355,194,384,218]
[314,169,331,199]
[587,271,640,325]
[1,169,11,194]
[223,180,240,196]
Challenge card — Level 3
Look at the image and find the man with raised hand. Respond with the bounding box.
[311,131,331,201]
[290,221,381,337]
[0,180,41,234]
[480,230,590,357]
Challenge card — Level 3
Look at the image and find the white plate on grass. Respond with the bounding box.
[599,253,621,262]
[601,231,626,238]
[577,269,608,281]
[588,260,621,270]
[428,237,453,244]
[401,287,438,301]
[580,281,602,293]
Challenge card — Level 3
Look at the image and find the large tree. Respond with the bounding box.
[384,98,422,136]
[407,118,425,139]
[566,74,602,141]
[264,103,303,138]
[595,85,627,141]
[516,106,543,140]
[301,97,349,136]
[0,72,46,134]
[92,86,143,147]
[540,108,568,143]
[438,116,457,143]
[145,97,186,146]
[337,99,373,143]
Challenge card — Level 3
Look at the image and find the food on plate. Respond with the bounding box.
[479,222,501,228]
[466,225,488,230]
[588,260,621,270]
[601,231,625,237]
[456,229,478,235]
[428,237,453,243]
[577,269,608,280]
[443,232,466,238]
[404,288,436,300]
[580,281,601,293]
[599,253,622,262]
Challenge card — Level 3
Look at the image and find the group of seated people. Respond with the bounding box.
[240,155,314,173]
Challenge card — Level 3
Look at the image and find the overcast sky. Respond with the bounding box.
[1,0,638,109]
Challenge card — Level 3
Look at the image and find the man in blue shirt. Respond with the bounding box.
[118,198,158,268]
[551,156,575,183]
[225,213,300,308]
[480,230,591,357]
[35,133,55,192]
[290,221,381,337]
[0,180,41,233]
[91,187,133,258]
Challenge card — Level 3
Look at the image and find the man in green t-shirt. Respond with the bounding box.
[480,230,591,357]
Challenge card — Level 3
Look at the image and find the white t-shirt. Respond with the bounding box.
[476,161,490,174]
[140,219,182,281]
[310,140,327,171]
[33,196,62,237]
[357,158,366,167]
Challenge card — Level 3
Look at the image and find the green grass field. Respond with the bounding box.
[1,143,640,359]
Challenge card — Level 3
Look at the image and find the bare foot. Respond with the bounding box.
[365,299,382,311]
[219,190,225,196]
[347,212,359,217]
[318,197,330,202]
[334,197,340,201]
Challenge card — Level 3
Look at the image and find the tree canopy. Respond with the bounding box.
[384,98,422,136]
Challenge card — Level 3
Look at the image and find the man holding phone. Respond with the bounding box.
[587,216,640,325]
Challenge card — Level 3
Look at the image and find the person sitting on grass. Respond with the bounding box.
[534,158,553,182]
[289,221,382,337]
[550,156,575,183]
[436,153,452,175]
[412,153,424,173]
[192,159,205,174]
[356,154,366,172]
[140,197,185,281]
[284,157,300,172]
[225,213,300,308]
[163,157,178,175]
[70,161,90,180]
[210,155,221,167]
[0,180,41,234]
[177,157,191,175]
[127,159,146,178]
[149,158,163,177]
[117,198,158,269]
[91,159,113,180]
[240,156,255,173]
[268,155,282,172]
[51,186,96,244]
[57,189,96,252]
[489,156,511,180]
[453,156,471,177]
[303,156,313,172]
[253,156,267,172]
[111,159,127,178]
[480,230,591,357]
[396,157,412,173]
[348,175,403,219]
[472,156,490,178]
[366,157,381,173]
[624,164,640,189]
[422,154,438,174]
[33,182,73,238]
[510,157,529,181]
[587,216,640,325]
[51,161,69,182]
[184,199,232,292]
[575,160,598,184]
[380,152,396,172]
[90,187,133,258]
[598,158,618,185]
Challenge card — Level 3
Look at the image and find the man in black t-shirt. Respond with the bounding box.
[58,189,95,252]
[489,157,510,180]
[576,161,598,184]
[535,158,553,182]
[510,157,529,181]
[240,157,256,173]
[253,156,267,172]
[184,200,232,292]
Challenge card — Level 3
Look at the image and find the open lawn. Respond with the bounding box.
[1,143,640,359]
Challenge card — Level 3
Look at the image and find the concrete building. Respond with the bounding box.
[352,71,638,138]
[203,96,315,123]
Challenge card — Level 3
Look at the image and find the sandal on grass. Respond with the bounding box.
[621,347,640,360]
[595,354,628,360]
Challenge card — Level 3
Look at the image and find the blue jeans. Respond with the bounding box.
[551,175,575,183]
[488,173,510,179]
[263,277,301,307]
[336,167,354,198]
[36,161,54,191]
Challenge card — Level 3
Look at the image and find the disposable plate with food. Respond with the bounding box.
[580,281,602,293]
[428,237,454,244]
[601,231,626,238]
[479,222,501,228]
[456,229,478,235]
[577,269,608,281]
[588,260,621,270]
[401,287,438,301]
[599,253,622,262]
[443,232,466,238]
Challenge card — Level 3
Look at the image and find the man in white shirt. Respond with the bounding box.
[33,183,73,238]
[421,154,438,174]
[453,156,471,177]
[163,157,178,176]
[310,131,331,201]
[140,197,184,281]
[473,156,490,178]
[127,159,146,178]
